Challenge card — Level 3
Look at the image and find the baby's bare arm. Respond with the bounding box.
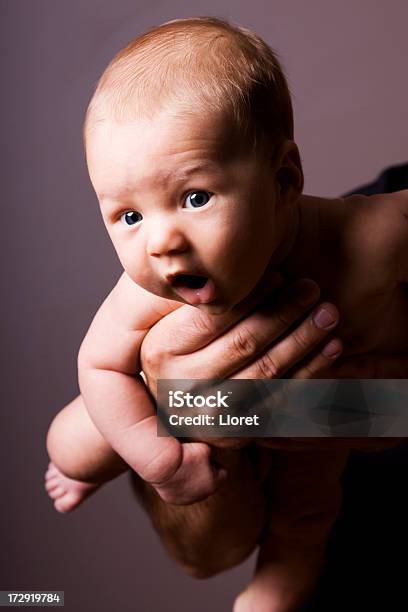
[78,272,224,504]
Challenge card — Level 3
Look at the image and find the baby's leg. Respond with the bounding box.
[130,444,271,578]
[45,395,128,512]
[234,447,349,612]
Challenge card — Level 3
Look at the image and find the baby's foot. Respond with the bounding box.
[44,462,100,513]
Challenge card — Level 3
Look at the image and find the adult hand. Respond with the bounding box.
[141,276,342,448]
[141,277,341,387]
[141,276,404,454]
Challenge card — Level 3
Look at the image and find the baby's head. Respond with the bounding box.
[84,17,303,313]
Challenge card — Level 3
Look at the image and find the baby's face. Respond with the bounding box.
[86,109,282,313]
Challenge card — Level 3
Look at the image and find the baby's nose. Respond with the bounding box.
[146,220,189,257]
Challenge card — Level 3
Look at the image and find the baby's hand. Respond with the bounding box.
[78,366,227,506]
[151,440,227,505]
[76,272,227,506]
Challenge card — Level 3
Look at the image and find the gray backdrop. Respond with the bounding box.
[1,1,407,611]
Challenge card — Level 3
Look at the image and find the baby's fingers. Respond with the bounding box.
[153,442,226,505]
[111,408,224,504]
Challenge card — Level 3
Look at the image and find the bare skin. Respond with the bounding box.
[46,275,350,606]
[46,275,406,610]
[45,188,408,611]
[134,287,406,612]
[45,276,341,508]
[44,460,100,513]
[44,106,408,611]
[46,109,340,511]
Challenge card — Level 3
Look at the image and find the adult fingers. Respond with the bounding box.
[178,280,326,379]
[290,338,344,379]
[231,302,339,379]
[143,270,285,358]
[141,278,322,383]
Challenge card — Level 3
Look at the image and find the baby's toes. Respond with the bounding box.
[54,493,76,513]
[46,462,59,476]
[44,462,100,513]
[44,477,60,492]
[54,489,89,513]
[48,485,66,500]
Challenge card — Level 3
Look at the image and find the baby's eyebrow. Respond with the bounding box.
[99,161,223,204]
[155,161,223,185]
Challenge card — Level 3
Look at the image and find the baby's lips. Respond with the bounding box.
[172,277,216,305]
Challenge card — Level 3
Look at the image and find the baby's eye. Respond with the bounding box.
[120,211,143,226]
[184,191,212,209]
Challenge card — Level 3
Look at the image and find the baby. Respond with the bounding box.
[45,17,408,612]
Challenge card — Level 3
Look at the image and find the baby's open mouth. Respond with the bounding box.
[168,273,215,305]
[171,274,209,289]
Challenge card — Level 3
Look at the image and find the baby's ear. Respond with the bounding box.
[275,140,304,203]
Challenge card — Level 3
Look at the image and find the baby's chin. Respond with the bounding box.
[161,292,232,314]
[189,285,256,315]
[193,300,236,316]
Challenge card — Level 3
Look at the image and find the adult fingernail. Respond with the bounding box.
[322,339,342,357]
[298,281,319,306]
[313,306,336,328]
[217,468,228,482]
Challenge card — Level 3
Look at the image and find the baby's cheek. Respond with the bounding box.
[118,254,145,285]
[128,266,151,289]
[114,240,144,276]
[127,265,165,298]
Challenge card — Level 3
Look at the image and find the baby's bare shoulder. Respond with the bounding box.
[109,272,181,331]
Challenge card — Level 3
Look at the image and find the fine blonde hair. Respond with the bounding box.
[84,16,294,159]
